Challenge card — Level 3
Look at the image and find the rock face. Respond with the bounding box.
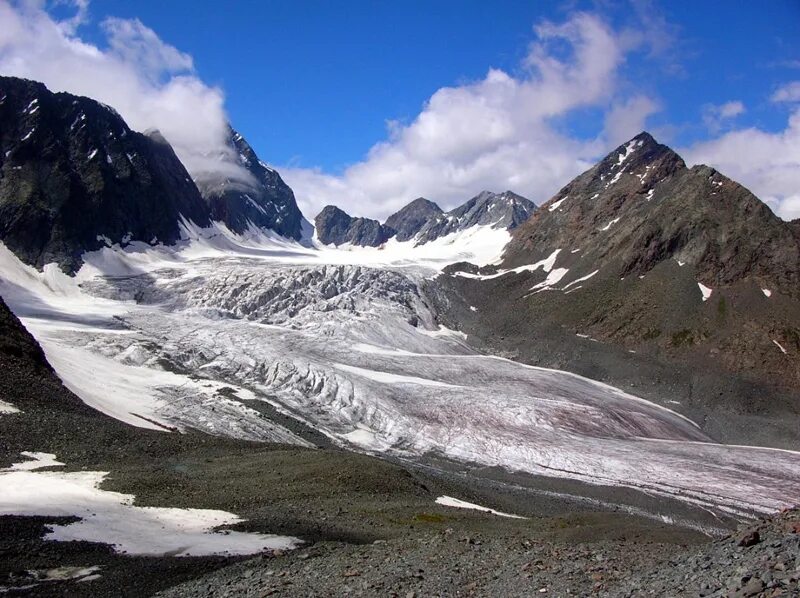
[0,76,211,272]
[315,190,535,247]
[194,126,304,239]
[314,205,393,247]
[383,197,443,242]
[415,190,536,244]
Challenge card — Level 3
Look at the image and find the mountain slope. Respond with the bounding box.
[435,132,800,447]
[194,126,305,239]
[0,76,211,273]
[503,132,800,297]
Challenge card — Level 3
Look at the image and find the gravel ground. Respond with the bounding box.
[157,510,800,597]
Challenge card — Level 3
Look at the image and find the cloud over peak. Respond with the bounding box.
[283,11,662,220]
[0,0,249,186]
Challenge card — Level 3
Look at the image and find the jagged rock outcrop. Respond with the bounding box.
[314,205,393,247]
[194,126,304,239]
[384,197,443,242]
[415,190,536,244]
[0,76,211,272]
[315,190,535,247]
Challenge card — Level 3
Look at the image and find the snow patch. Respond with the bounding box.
[562,269,599,290]
[530,267,569,292]
[772,340,787,354]
[0,457,301,557]
[435,496,525,519]
[549,196,568,211]
[616,140,638,166]
[599,217,621,231]
[10,452,64,471]
[697,282,713,301]
[762,289,772,298]
[0,399,20,414]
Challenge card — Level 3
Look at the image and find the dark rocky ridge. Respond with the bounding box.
[383,197,443,241]
[0,76,211,273]
[194,126,304,240]
[415,190,536,244]
[314,205,393,246]
[314,190,536,247]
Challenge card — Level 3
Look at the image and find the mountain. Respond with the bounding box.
[503,132,800,296]
[0,76,211,273]
[435,131,800,447]
[383,197,443,241]
[193,126,305,239]
[314,205,393,246]
[414,190,536,244]
[314,190,536,247]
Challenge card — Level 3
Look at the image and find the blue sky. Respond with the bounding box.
[75,0,799,171]
[1,0,799,219]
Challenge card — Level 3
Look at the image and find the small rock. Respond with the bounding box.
[741,578,765,596]
[737,531,761,547]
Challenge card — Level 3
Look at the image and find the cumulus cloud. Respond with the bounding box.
[283,12,663,220]
[685,107,800,220]
[0,0,250,186]
[701,101,745,134]
[771,81,800,104]
[604,95,661,146]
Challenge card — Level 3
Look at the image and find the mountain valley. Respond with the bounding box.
[1,76,799,597]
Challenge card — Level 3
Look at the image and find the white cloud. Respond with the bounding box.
[772,81,800,103]
[604,95,661,147]
[702,100,745,133]
[684,108,800,220]
[283,12,662,220]
[0,0,249,186]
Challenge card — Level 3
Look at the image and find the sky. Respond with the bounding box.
[1,0,799,220]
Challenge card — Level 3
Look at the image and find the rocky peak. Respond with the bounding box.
[194,125,305,239]
[314,205,392,247]
[384,197,443,242]
[504,131,800,299]
[414,189,536,244]
[0,75,211,272]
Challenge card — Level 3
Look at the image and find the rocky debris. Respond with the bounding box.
[414,190,536,244]
[194,126,305,240]
[384,197,443,242]
[0,76,211,273]
[618,508,800,597]
[314,205,393,246]
[152,509,800,597]
[738,530,761,547]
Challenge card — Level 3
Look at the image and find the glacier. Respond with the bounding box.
[1,221,799,520]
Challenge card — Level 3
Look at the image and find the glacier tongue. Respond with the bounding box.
[2,236,800,518]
